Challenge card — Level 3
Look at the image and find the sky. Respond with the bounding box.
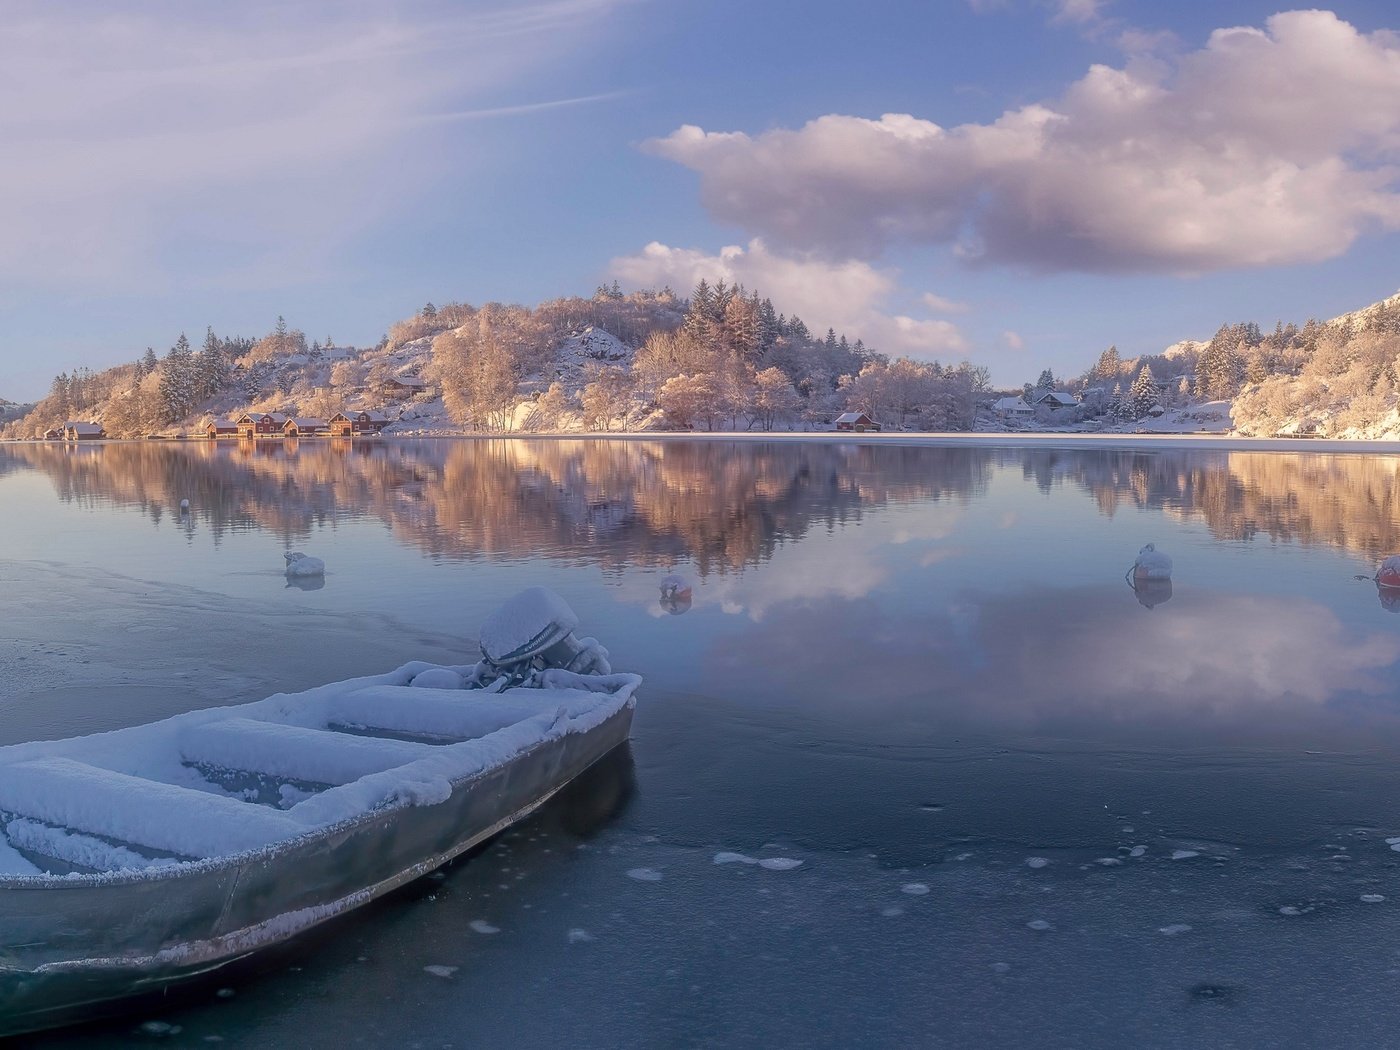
[2,0,1400,401]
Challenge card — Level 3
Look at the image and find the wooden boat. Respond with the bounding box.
[0,588,640,1036]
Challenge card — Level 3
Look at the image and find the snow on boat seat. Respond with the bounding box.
[177,718,436,785]
[0,757,304,859]
[320,685,606,741]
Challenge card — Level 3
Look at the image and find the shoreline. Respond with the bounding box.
[14,431,1400,455]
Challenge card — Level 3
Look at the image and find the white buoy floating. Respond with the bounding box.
[284,551,325,578]
[179,498,190,512]
[1133,543,1172,581]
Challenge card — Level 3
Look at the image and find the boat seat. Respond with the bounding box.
[324,685,599,741]
[178,718,435,785]
[0,757,305,859]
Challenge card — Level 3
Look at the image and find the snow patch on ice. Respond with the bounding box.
[568,928,595,943]
[1159,924,1193,936]
[901,882,930,896]
[1025,856,1049,869]
[714,851,755,865]
[1171,850,1200,860]
[627,867,663,882]
[758,857,803,871]
[1362,894,1386,903]
[1026,919,1054,931]
[424,964,458,978]
[469,920,499,934]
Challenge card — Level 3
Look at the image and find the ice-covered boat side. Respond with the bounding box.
[0,588,640,1036]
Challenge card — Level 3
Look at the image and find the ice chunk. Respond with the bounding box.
[469,920,499,934]
[901,882,930,896]
[627,867,663,882]
[424,965,458,977]
[758,857,803,871]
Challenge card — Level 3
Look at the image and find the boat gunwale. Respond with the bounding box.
[0,676,640,892]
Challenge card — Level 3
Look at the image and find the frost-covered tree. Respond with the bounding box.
[752,367,800,431]
[580,367,633,432]
[1128,364,1160,418]
[159,333,196,423]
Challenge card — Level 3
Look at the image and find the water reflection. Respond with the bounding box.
[0,440,991,572]
[1131,577,1173,609]
[710,584,1400,741]
[1012,447,1400,557]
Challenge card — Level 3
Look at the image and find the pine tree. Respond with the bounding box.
[1094,346,1120,384]
[196,326,230,402]
[1129,364,1159,418]
[1036,368,1056,393]
[684,280,715,341]
[159,333,195,423]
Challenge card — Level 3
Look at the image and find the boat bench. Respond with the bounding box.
[0,757,304,859]
[178,718,436,786]
[322,685,598,741]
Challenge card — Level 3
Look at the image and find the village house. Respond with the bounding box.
[1034,391,1079,409]
[63,421,104,441]
[380,375,429,398]
[204,418,239,439]
[235,412,290,438]
[833,411,880,432]
[40,427,62,440]
[283,417,329,437]
[328,410,391,437]
[992,396,1035,419]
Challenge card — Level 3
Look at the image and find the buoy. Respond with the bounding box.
[284,551,325,577]
[1133,543,1173,581]
[660,573,693,615]
[179,498,190,511]
[1376,555,1400,589]
[660,574,692,600]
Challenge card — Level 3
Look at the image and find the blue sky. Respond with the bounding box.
[3,0,1399,400]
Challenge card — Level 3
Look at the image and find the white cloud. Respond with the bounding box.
[645,10,1400,274]
[610,239,967,359]
[1051,0,1107,25]
[0,0,626,288]
[1003,330,1026,350]
[921,292,970,314]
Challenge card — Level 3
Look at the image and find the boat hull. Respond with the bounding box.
[0,703,632,1036]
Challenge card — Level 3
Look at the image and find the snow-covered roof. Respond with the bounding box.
[1036,391,1078,406]
[287,417,327,428]
[992,397,1032,412]
[833,412,872,423]
[64,421,102,434]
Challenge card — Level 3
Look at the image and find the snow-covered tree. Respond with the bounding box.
[1129,364,1160,418]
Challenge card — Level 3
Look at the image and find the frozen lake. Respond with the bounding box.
[5,436,1400,1047]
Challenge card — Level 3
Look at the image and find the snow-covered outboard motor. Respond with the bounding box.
[475,587,611,689]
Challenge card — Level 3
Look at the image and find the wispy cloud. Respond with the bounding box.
[418,91,629,124]
[0,0,629,289]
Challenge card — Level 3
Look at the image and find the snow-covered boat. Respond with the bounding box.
[0,588,639,1036]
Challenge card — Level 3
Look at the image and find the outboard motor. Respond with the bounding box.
[477,587,611,687]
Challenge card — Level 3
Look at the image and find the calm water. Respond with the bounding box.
[5,437,1400,1047]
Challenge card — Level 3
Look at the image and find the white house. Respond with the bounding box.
[1035,391,1079,409]
[992,396,1035,418]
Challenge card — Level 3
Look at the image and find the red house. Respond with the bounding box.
[236,412,289,438]
[328,411,390,436]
